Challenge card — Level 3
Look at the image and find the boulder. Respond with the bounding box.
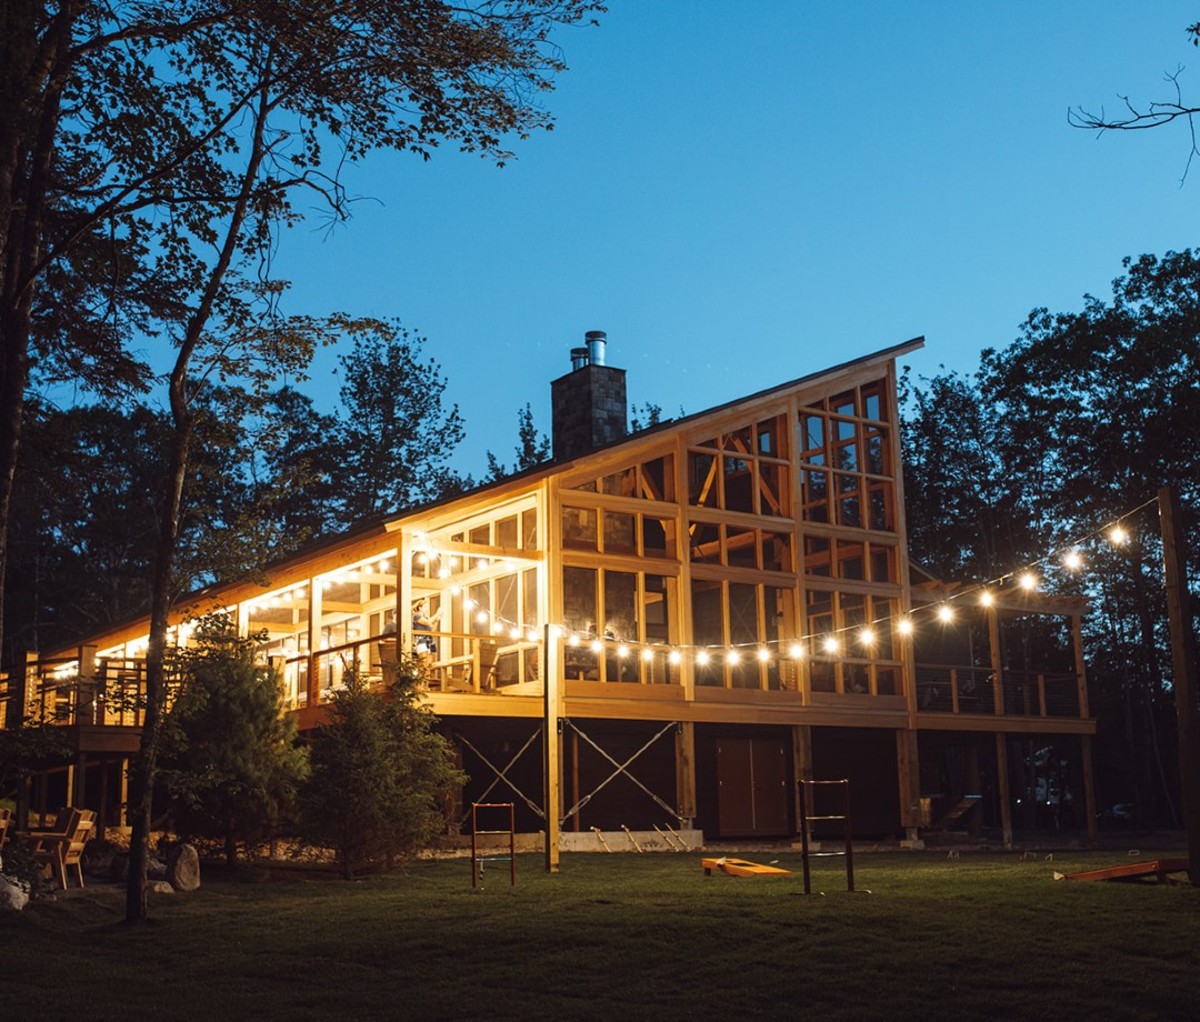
[167,843,201,892]
[0,873,29,912]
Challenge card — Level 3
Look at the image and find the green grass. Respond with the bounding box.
[4,849,1199,1021]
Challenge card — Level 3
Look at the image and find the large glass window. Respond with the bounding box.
[561,565,679,684]
[797,378,895,532]
[686,417,790,517]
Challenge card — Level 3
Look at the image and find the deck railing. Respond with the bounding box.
[914,664,1081,718]
[4,642,1086,728]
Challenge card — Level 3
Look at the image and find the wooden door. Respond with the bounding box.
[716,737,790,836]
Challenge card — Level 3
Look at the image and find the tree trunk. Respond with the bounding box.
[125,418,191,922]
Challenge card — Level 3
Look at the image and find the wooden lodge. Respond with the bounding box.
[0,334,1098,848]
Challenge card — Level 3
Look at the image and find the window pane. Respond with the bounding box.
[604,511,637,555]
[726,524,757,568]
[804,536,831,576]
[496,515,518,548]
[689,452,719,507]
[689,521,720,564]
[868,484,892,531]
[837,541,865,580]
[601,466,637,497]
[642,516,673,558]
[522,509,538,549]
[838,492,861,528]
[562,507,597,550]
[761,530,792,573]
[757,417,780,456]
[802,470,829,522]
[691,580,724,687]
[799,415,825,461]
[723,456,754,513]
[758,461,788,517]
[865,431,886,476]
[642,455,674,502]
[562,567,597,635]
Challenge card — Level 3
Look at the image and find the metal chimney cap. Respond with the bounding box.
[570,346,590,370]
[585,330,607,366]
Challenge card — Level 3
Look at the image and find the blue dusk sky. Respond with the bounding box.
[273,2,1200,478]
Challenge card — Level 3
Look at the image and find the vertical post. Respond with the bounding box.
[995,733,1013,848]
[675,721,697,825]
[792,725,813,832]
[1080,735,1098,843]
[1158,486,1200,883]
[987,606,1004,716]
[543,624,560,873]
[896,728,922,847]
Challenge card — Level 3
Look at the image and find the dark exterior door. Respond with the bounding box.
[716,737,790,836]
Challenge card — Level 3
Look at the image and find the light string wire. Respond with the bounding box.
[415,497,1160,666]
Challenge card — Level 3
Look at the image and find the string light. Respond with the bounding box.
[391,500,1154,676]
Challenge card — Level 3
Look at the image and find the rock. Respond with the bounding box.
[0,873,30,912]
[167,843,201,892]
[148,880,174,894]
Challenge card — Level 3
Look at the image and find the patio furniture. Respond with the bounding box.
[0,806,12,852]
[25,807,97,889]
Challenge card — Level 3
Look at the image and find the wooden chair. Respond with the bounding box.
[0,805,12,852]
[27,808,97,889]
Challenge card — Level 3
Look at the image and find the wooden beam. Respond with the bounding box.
[896,729,921,841]
[995,733,1013,848]
[675,722,697,822]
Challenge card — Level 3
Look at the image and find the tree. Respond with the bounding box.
[1,3,605,918]
[330,322,467,524]
[159,613,307,865]
[901,250,1200,828]
[1070,20,1200,181]
[301,660,465,879]
[485,403,551,481]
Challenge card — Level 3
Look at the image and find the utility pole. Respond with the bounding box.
[1158,486,1200,884]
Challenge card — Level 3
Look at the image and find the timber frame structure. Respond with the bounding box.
[1,335,1098,848]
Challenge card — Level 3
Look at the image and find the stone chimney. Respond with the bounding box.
[551,330,627,461]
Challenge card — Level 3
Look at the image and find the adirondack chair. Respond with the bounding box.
[27,808,97,889]
[0,805,12,852]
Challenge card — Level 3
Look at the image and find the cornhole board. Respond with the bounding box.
[702,857,792,877]
[1053,858,1190,883]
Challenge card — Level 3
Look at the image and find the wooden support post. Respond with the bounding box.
[1081,735,1097,843]
[119,756,130,828]
[1158,486,1200,884]
[73,756,87,809]
[896,728,922,847]
[1071,612,1090,719]
[792,725,813,834]
[967,744,983,837]
[675,722,697,824]
[995,733,1013,848]
[543,624,560,873]
[987,606,1004,716]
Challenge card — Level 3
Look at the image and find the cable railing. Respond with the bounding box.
[914,664,1082,718]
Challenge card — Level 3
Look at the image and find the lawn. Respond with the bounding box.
[3,848,1198,1021]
